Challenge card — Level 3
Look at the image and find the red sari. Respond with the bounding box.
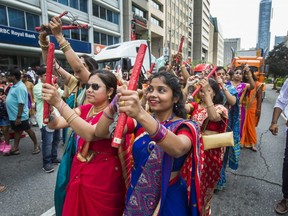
[190,102,228,215]
[62,104,126,216]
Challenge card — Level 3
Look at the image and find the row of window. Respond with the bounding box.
[0,5,40,31]
[93,4,119,25]
[0,5,120,46]
[52,0,88,13]
[94,31,119,46]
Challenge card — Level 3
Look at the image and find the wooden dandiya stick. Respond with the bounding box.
[191,66,217,98]
[111,44,148,148]
[43,43,55,124]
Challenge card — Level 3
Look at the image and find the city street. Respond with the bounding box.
[0,84,286,216]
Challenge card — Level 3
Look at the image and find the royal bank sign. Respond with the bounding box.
[0,25,91,53]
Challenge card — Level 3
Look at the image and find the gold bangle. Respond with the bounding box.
[61,45,72,53]
[206,104,214,108]
[38,40,50,49]
[66,112,77,123]
[38,35,50,43]
[67,114,78,124]
[60,41,70,50]
[57,35,65,45]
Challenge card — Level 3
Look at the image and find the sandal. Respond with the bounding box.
[32,145,41,155]
[0,185,6,192]
[251,146,257,152]
[3,149,20,156]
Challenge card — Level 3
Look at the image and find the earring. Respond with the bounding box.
[108,95,111,100]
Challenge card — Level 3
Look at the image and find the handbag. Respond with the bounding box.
[202,119,234,150]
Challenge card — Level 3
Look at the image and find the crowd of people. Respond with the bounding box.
[0,15,287,216]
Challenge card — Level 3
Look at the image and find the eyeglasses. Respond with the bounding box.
[86,83,102,91]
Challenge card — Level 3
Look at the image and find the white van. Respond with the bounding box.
[93,40,153,80]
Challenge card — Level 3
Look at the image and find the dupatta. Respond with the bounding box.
[124,119,202,216]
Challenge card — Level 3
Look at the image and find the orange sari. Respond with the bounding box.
[240,81,264,147]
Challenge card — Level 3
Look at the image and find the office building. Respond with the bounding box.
[223,38,240,66]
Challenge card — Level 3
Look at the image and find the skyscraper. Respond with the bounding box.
[257,0,272,51]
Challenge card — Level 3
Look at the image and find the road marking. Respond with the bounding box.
[40,207,55,216]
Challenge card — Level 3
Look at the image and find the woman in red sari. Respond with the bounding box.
[42,70,126,216]
[186,78,228,215]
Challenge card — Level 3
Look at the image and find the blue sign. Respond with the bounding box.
[0,25,91,53]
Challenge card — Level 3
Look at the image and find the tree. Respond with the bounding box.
[266,42,288,79]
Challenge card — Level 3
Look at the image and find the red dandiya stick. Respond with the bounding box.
[191,66,217,98]
[175,36,184,64]
[111,44,148,148]
[149,62,155,73]
[43,43,55,124]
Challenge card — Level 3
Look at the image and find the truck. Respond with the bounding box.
[232,50,268,100]
[93,40,153,81]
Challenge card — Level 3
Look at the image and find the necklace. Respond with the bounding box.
[153,113,175,125]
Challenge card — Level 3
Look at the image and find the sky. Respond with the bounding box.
[210,0,288,50]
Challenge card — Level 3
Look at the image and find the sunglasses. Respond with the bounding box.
[86,83,102,91]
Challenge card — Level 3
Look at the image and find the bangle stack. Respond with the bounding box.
[66,112,78,124]
[149,121,168,143]
[60,41,71,53]
[103,110,113,120]
[59,100,67,114]
[206,103,214,108]
[108,95,118,114]
[38,35,50,50]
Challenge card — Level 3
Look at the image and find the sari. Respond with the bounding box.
[61,104,126,216]
[233,83,248,138]
[217,84,240,190]
[190,103,228,215]
[124,119,202,216]
[240,81,264,148]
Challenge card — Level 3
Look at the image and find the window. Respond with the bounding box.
[0,5,7,25]
[132,6,145,18]
[81,29,88,42]
[151,1,161,11]
[94,31,100,43]
[26,12,40,31]
[79,0,87,12]
[8,8,25,29]
[59,0,68,6]
[100,7,106,19]
[62,21,70,38]
[113,12,119,24]
[71,29,80,40]
[108,35,113,45]
[93,4,99,17]
[101,33,107,45]
[151,16,161,27]
[70,0,79,10]
[107,10,113,22]
[114,37,119,44]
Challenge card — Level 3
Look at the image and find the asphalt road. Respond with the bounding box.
[0,84,286,216]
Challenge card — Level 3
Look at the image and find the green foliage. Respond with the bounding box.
[276,78,285,87]
[266,42,288,78]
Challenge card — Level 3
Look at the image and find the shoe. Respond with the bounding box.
[42,164,54,173]
[2,144,12,154]
[3,148,20,156]
[52,158,61,164]
[32,145,41,155]
[0,141,5,152]
[275,198,288,214]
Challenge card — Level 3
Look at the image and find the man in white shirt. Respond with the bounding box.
[27,67,36,84]
[269,78,288,214]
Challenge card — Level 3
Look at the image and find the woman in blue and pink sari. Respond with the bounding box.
[230,66,255,138]
[96,72,203,215]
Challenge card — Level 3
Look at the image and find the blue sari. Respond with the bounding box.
[217,83,241,190]
[124,119,202,216]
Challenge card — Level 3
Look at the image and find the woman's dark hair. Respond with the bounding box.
[149,72,186,119]
[208,78,223,105]
[216,66,227,73]
[89,69,117,102]
[80,54,98,71]
[242,69,257,82]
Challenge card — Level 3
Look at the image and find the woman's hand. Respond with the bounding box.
[48,17,63,39]
[117,88,144,119]
[42,83,62,109]
[199,78,210,93]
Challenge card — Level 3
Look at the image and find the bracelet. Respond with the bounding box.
[60,41,70,50]
[150,124,168,143]
[67,114,78,124]
[149,121,160,137]
[103,110,113,120]
[59,100,67,114]
[206,104,214,108]
[38,35,50,43]
[66,112,77,123]
[108,95,118,114]
[62,45,72,53]
[57,36,65,45]
[38,40,50,49]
